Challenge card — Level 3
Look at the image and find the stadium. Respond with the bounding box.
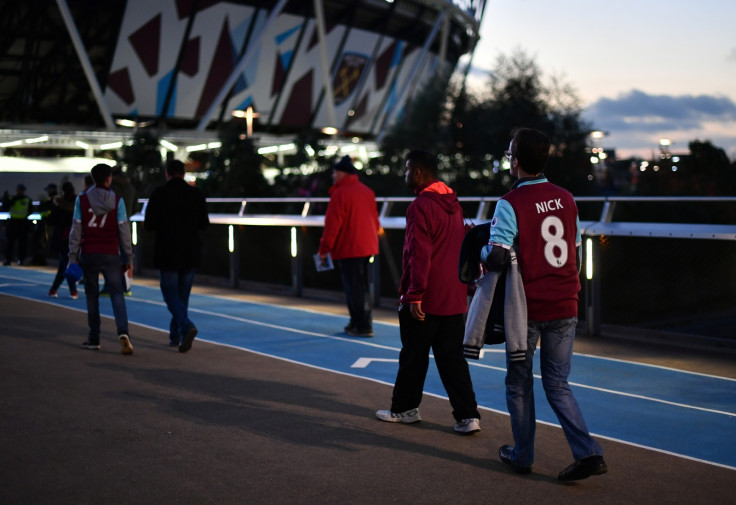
[0,0,486,194]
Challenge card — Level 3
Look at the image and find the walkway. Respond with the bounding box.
[1,266,734,505]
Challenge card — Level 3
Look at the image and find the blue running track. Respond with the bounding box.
[2,267,735,470]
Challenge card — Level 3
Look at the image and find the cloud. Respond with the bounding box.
[583,90,736,133]
[582,90,736,160]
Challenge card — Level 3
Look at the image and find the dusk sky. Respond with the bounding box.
[470,0,736,160]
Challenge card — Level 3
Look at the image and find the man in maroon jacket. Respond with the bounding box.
[319,155,380,337]
[375,150,481,434]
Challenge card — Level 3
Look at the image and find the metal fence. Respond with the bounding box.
[124,196,736,341]
[3,196,734,340]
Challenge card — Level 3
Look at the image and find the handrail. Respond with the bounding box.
[126,196,736,240]
[3,196,735,240]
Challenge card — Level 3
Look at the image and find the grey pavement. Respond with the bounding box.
[1,277,735,505]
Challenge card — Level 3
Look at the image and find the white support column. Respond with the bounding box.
[197,0,289,131]
[313,0,337,129]
[55,0,115,129]
[376,10,446,142]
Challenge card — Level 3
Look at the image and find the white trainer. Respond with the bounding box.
[454,418,481,434]
[375,408,421,424]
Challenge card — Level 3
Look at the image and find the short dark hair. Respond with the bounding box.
[84,174,94,188]
[166,159,185,176]
[90,164,112,186]
[511,128,550,175]
[405,149,437,177]
[61,181,75,195]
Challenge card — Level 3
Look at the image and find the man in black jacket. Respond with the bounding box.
[144,160,209,353]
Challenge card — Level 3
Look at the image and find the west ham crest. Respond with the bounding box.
[332,52,367,106]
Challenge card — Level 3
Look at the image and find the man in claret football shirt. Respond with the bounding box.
[68,163,134,355]
[481,128,607,482]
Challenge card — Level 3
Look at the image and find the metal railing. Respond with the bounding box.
[127,196,736,339]
[4,196,735,338]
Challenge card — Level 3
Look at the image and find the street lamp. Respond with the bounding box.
[232,106,260,137]
[659,138,672,159]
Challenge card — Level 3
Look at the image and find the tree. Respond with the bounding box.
[201,121,269,197]
[122,131,163,197]
[379,49,594,196]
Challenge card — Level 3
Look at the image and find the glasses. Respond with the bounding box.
[504,150,514,158]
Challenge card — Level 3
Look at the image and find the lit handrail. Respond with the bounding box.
[126,196,736,240]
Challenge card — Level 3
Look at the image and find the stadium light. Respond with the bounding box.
[159,139,178,151]
[24,135,49,144]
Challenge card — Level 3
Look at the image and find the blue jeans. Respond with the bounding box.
[81,253,129,342]
[50,249,77,293]
[159,269,196,345]
[505,317,602,466]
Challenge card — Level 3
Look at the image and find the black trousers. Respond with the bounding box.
[337,256,372,330]
[4,219,30,263]
[391,308,480,421]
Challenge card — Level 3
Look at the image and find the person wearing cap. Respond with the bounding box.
[3,183,33,265]
[144,159,209,353]
[47,181,79,299]
[318,155,381,337]
[68,164,134,354]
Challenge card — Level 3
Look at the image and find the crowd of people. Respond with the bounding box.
[1,128,607,482]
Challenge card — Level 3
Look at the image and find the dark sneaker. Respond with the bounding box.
[70,291,79,300]
[179,326,198,353]
[499,445,532,474]
[375,408,421,423]
[119,334,134,355]
[558,455,608,481]
[81,341,101,350]
[346,327,374,337]
[47,290,58,298]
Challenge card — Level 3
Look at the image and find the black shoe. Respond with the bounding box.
[81,340,101,350]
[498,445,532,474]
[344,324,356,333]
[179,326,198,353]
[558,455,608,481]
[346,327,374,337]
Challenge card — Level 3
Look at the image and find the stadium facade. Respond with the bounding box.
[0,0,485,191]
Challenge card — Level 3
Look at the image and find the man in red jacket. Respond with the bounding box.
[319,155,380,337]
[375,150,481,434]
